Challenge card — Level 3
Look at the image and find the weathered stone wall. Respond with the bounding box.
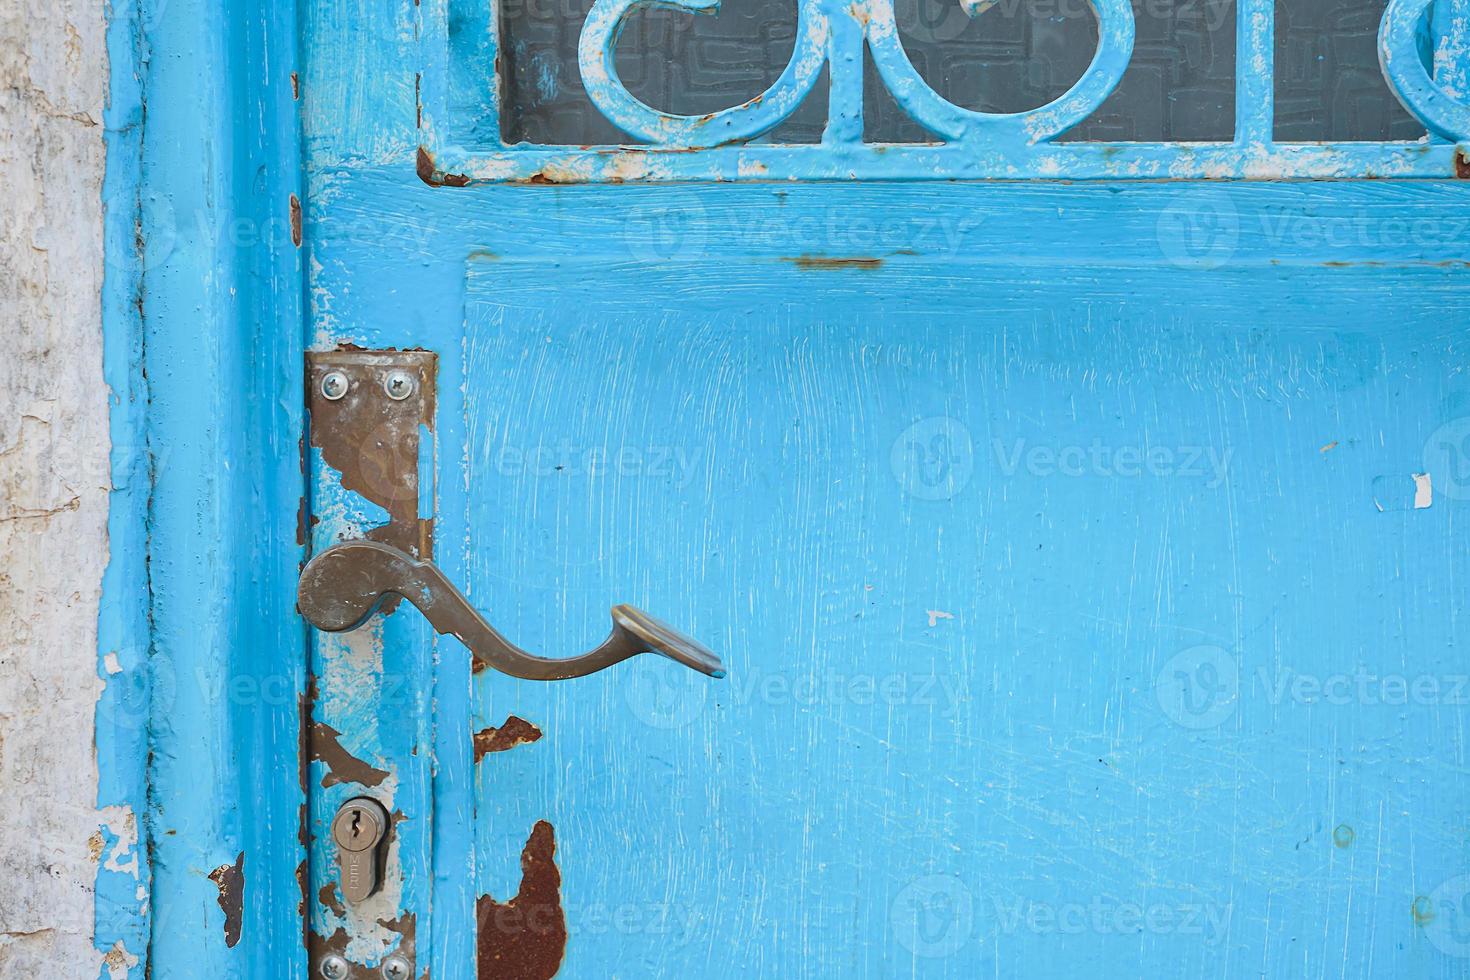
[0,0,110,973]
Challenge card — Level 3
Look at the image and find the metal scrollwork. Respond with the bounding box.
[1379,0,1470,142]
[861,0,1135,143]
[577,0,829,147]
[414,0,1470,181]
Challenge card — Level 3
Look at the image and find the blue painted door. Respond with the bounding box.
[299,2,1470,978]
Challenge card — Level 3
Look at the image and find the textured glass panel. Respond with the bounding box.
[1274,0,1424,140]
[494,0,1431,146]
[499,0,829,143]
[866,0,1234,142]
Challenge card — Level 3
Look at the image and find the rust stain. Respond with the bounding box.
[1319,441,1338,453]
[477,821,566,980]
[311,721,390,788]
[1456,148,1469,179]
[379,914,419,976]
[208,852,245,949]
[310,916,418,977]
[1413,895,1436,925]
[297,681,313,940]
[307,350,436,559]
[1332,824,1355,848]
[290,71,299,100]
[319,882,346,917]
[474,716,543,763]
[783,255,884,271]
[296,495,315,546]
[417,146,470,187]
[290,194,303,247]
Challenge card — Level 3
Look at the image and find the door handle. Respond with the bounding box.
[297,540,725,681]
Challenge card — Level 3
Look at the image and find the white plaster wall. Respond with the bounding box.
[0,0,110,973]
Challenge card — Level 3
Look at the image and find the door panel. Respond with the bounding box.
[459,251,1466,976]
[304,175,1470,979]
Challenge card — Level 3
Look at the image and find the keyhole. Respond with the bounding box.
[350,809,363,840]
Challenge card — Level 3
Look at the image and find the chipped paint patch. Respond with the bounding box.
[319,882,346,918]
[477,822,566,980]
[312,721,391,788]
[1414,472,1433,508]
[1373,473,1435,511]
[207,852,245,948]
[473,716,544,762]
[101,942,139,979]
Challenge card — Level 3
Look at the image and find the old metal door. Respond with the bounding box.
[298,0,1470,976]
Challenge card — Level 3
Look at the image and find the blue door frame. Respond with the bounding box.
[101,0,1470,975]
[100,0,307,975]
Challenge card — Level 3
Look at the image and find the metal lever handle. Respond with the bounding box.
[297,540,726,681]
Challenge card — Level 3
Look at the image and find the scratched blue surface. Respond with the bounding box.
[100,0,1470,974]
[297,167,1470,979]
[458,255,1470,977]
[285,0,1470,976]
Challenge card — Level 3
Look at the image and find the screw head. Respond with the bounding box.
[383,370,414,401]
[319,955,351,980]
[381,955,412,980]
[320,371,349,401]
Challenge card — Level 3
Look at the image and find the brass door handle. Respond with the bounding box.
[297,540,725,681]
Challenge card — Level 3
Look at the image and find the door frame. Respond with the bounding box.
[101,0,1470,975]
[100,0,308,976]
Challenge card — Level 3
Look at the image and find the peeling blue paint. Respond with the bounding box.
[416,0,1470,182]
[97,0,150,974]
[102,0,307,975]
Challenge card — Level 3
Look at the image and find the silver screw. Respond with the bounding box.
[380,955,412,980]
[320,371,349,401]
[319,955,351,980]
[383,370,414,401]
